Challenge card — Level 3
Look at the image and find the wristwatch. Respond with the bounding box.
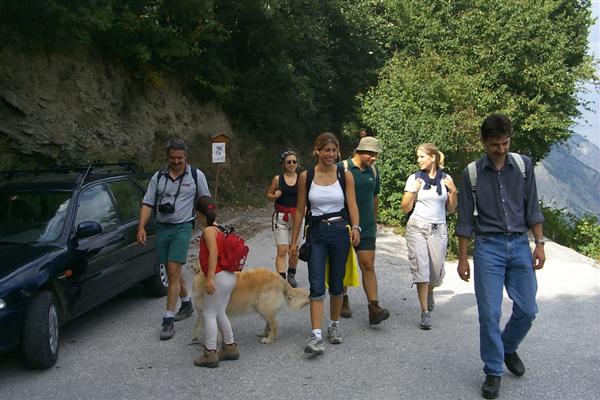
[534,239,545,245]
[351,225,361,232]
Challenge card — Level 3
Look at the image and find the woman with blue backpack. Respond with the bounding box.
[401,143,457,330]
[289,132,361,356]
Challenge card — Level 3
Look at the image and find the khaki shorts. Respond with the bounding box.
[273,212,294,245]
[405,219,447,287]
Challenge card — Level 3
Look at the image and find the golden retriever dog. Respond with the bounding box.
[192,267,310,344]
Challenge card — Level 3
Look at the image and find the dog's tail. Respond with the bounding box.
[192,269,206,290]
[191,260,202,275]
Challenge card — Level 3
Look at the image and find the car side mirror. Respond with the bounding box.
[76,221,102,239]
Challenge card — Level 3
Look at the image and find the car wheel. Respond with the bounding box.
[144,262,169,297]
[22,291,60,369]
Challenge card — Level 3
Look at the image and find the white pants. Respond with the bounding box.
[203,271,237,350]
[405,219,447,287]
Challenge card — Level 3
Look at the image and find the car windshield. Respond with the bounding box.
[0,191,71,244]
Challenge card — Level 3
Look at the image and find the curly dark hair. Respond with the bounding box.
[278,149,297,165]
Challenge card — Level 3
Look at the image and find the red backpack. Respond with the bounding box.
[217,225,249,272]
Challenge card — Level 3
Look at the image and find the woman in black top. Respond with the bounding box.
[266,150,300,287]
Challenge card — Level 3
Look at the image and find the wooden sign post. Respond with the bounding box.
[210,133,231,201]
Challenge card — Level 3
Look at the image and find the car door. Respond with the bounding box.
[70,183,131,316]
[106,178,156,284]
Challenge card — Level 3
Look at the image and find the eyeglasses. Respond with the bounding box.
[286,160,298,164]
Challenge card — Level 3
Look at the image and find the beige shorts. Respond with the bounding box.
[405,219,447,287]
[273,212,294,246]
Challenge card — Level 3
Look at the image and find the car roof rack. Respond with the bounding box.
[0,162,139,183]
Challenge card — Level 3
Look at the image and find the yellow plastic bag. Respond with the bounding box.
[325,233,360,288]
[343,247,360,287]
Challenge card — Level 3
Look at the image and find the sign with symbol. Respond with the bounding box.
[212,142,226,163]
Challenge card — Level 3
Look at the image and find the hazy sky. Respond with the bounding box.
[573,0,600,147]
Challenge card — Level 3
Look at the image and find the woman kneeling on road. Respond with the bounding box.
[401,143,457,330]
[290,132,360,355]
[193,196,239,368]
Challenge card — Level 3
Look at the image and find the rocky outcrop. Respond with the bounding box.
[0,44,233,169]
[535,134,600,218]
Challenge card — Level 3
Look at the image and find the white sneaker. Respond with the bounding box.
[304,334,325,355]
[420,312,432,330]
[327,324,343,344]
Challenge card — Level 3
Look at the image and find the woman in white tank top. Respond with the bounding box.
[290,132,360,356]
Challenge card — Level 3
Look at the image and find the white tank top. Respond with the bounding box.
[308,181,345,216]
[404,173,450,224]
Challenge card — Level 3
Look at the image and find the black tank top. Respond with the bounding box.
[275,174,298,208]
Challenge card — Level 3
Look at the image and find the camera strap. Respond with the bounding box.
[156,171,184,210]
[171,175,184,207]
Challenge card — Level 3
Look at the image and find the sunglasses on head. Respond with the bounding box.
[286,160,298,164]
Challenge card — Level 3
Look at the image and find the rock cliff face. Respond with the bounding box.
[535,134,600,218]
[0,44,233,169]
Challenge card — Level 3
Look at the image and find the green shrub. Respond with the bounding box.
[540,203,577,248]
[541,204,600,261]
[574,215,600,261]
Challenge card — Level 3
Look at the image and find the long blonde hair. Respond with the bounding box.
[417,143,445,170]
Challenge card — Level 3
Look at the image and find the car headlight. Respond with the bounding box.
[0,299,6,309]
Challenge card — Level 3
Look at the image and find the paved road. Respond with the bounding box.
[1,213,598,400]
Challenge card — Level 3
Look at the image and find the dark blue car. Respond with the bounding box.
[0,164,168,368]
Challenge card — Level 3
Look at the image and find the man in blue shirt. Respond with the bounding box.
[456,114,546,399]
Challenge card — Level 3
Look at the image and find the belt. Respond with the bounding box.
[157,221,193,226]
[319,216,343,223]
[476,232,525,238]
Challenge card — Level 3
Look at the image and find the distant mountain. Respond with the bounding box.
[566,133,600,172]
[535,134,600,218]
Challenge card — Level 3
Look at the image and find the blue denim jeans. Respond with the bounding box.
[307,219,350,300]
[473,233,538,376]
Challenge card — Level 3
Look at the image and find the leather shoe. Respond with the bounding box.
[481,375,501,399]
[340,295,352,318]
[504,351,525,376]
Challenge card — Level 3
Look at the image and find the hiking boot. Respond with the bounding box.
[419,312,432,330]
[427,292,435,312]
[340,295,352,318]
[304,334,325,355]
[218,343,240,361]
[504,352,525,377]
[159,317,175,340]
[326,323,343,344]
[368,301,390,325]
[194,347,219,368]
[173,300,194,321]
[481,375,501,399]
[287,271,298,288]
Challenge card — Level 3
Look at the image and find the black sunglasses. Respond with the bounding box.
[286,160,298,164]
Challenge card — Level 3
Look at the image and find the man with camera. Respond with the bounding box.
[137,138,211,340]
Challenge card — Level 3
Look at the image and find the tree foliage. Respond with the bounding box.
[359,0,596,224]
[1,0,596,240]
